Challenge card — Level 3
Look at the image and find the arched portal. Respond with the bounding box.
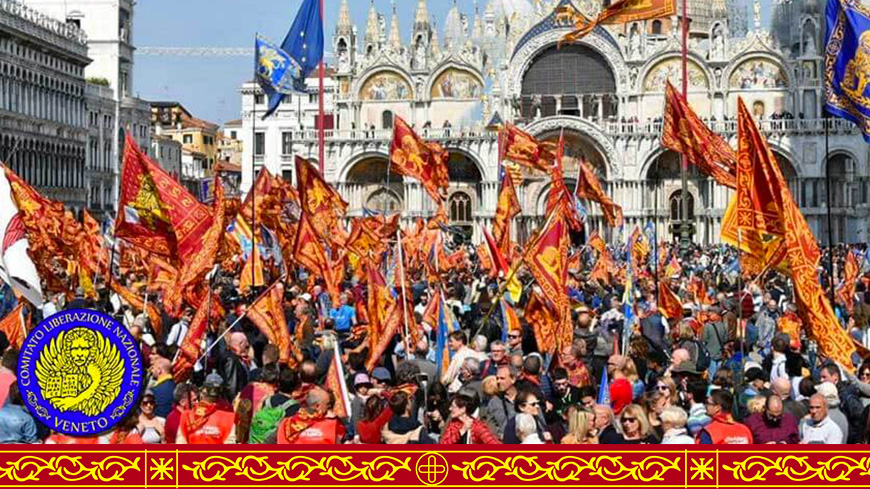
[520,44,617,121]
[344,156,404,214]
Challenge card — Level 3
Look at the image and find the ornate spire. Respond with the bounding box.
[389,1,402,49]
[336,0,352,35]
[415,0,430,30]
[472,2,483,40]
[365,0,379,45]
[430,21,441,57]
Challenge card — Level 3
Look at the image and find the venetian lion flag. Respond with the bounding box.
[658,281,683,320]
[492,170,521,258]
[736,97,856,371]
[294,212,340,303]
[575,159,623,228]
[499,124,556,173]
[558,0,676,44]
[295,156,348,242]
[523,213,570,315]
[839,250,860,313]
[0,168,43,305]
[248,282,295,366]
[116,134,212,263]
[825,0,870,142]
[662,81,738,189]
[390,116,450,203]
[0,304,26,349]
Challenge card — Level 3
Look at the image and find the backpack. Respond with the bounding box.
[693,339,712,372]
[249,397,296,444]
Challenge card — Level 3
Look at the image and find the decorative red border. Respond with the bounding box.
[0,446,868,489]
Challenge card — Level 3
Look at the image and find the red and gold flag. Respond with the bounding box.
[294,212,341,304]
[499,124,556,173]
[366,286,415,372]
[663,254,682,278]
[493,171,521,258]
[839,251,860,313]
[547,132,585,231]
[239,244,265,295]
[0,304,26,349]
[172,290,225,382]
[588,232,606,254]
[147,255,178,294]
[523,213,570,317]
[163,175,229,316]
[366,262,395,364]
[658,281,683,320]
[248,282,295,366]
[591,249,616,285]
[630,226,650,268]
[116,134,212,263]
[524,291,571,355]
[109,280,163,338]
[558,0,676,44]
[735,97,855,370]
[575,159,623,228]
[481,225,509,278]
[295,156,348,243]
[662,81,737,189]
[390,116,450,203]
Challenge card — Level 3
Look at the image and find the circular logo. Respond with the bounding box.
[415,452,449,486]
[17,309,144,436]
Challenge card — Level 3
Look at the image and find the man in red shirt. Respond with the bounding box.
[697,389,753,444]
[177,373,236,444]
[277,388,345,444]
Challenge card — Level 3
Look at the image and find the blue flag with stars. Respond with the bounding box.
[825,0,870,141]
[257,0,323,119]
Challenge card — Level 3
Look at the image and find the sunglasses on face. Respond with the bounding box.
[656,385,669,391]
[142,400,155,406]
[622,417,637,423]
[523,401,540,407]
[508,334,521,339]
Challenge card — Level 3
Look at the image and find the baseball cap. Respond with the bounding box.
[204,372,223,388]
[372,367,392,382]
[354,373,373,387]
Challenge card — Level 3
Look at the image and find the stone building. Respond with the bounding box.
[242,0,866,245]
[0,0,89,211]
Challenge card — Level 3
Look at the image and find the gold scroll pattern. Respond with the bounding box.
[0,455,140,482]
[451,455,681,482]
[723,455,870,482]
[181,455,411,482]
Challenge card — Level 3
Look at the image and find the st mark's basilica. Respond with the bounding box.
[240,0,868,246]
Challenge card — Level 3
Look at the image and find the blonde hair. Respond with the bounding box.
[481,376,499,398]
[564,406,596,444]
[747,395,766,415]
[623,357,640,383]
[660,406,688,428]
[620,404,651,438]
[656,376,677,403]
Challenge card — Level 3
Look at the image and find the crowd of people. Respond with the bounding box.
[1,240,869,445]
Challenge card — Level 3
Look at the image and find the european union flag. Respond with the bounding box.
[256,0,323,119]
[825,0,870,141]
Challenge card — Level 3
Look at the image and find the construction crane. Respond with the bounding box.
[138,47,333,58]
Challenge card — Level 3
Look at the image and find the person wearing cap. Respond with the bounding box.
[799,393,843,444]
[737,366,769,421]
[371,367,393,389]
[177,373,237,444]
[697,390,753,444]
[815,381,849,442]
[820,363,864,443]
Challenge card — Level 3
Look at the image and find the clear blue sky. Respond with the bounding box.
[133,0,460,125]
[133,0,765,126]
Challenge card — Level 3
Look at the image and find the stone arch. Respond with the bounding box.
[508,27,627,97]
[725,54,790,90]
[523,116,619,179]
[354,67,415,101]
[639,53,712,93]
[442,146,488,182]
[427,62,485,100]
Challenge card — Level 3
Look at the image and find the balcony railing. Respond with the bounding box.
[280,117,857,144]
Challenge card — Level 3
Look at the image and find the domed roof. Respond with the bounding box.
[485,0,534,19]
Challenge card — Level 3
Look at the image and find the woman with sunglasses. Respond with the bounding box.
[502,389,552,444]
[618,404,656,444]
[138,391,166,444]
[439,391,500,444]
[655,377,678,407]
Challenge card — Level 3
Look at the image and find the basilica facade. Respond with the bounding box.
[240,0,868,246]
